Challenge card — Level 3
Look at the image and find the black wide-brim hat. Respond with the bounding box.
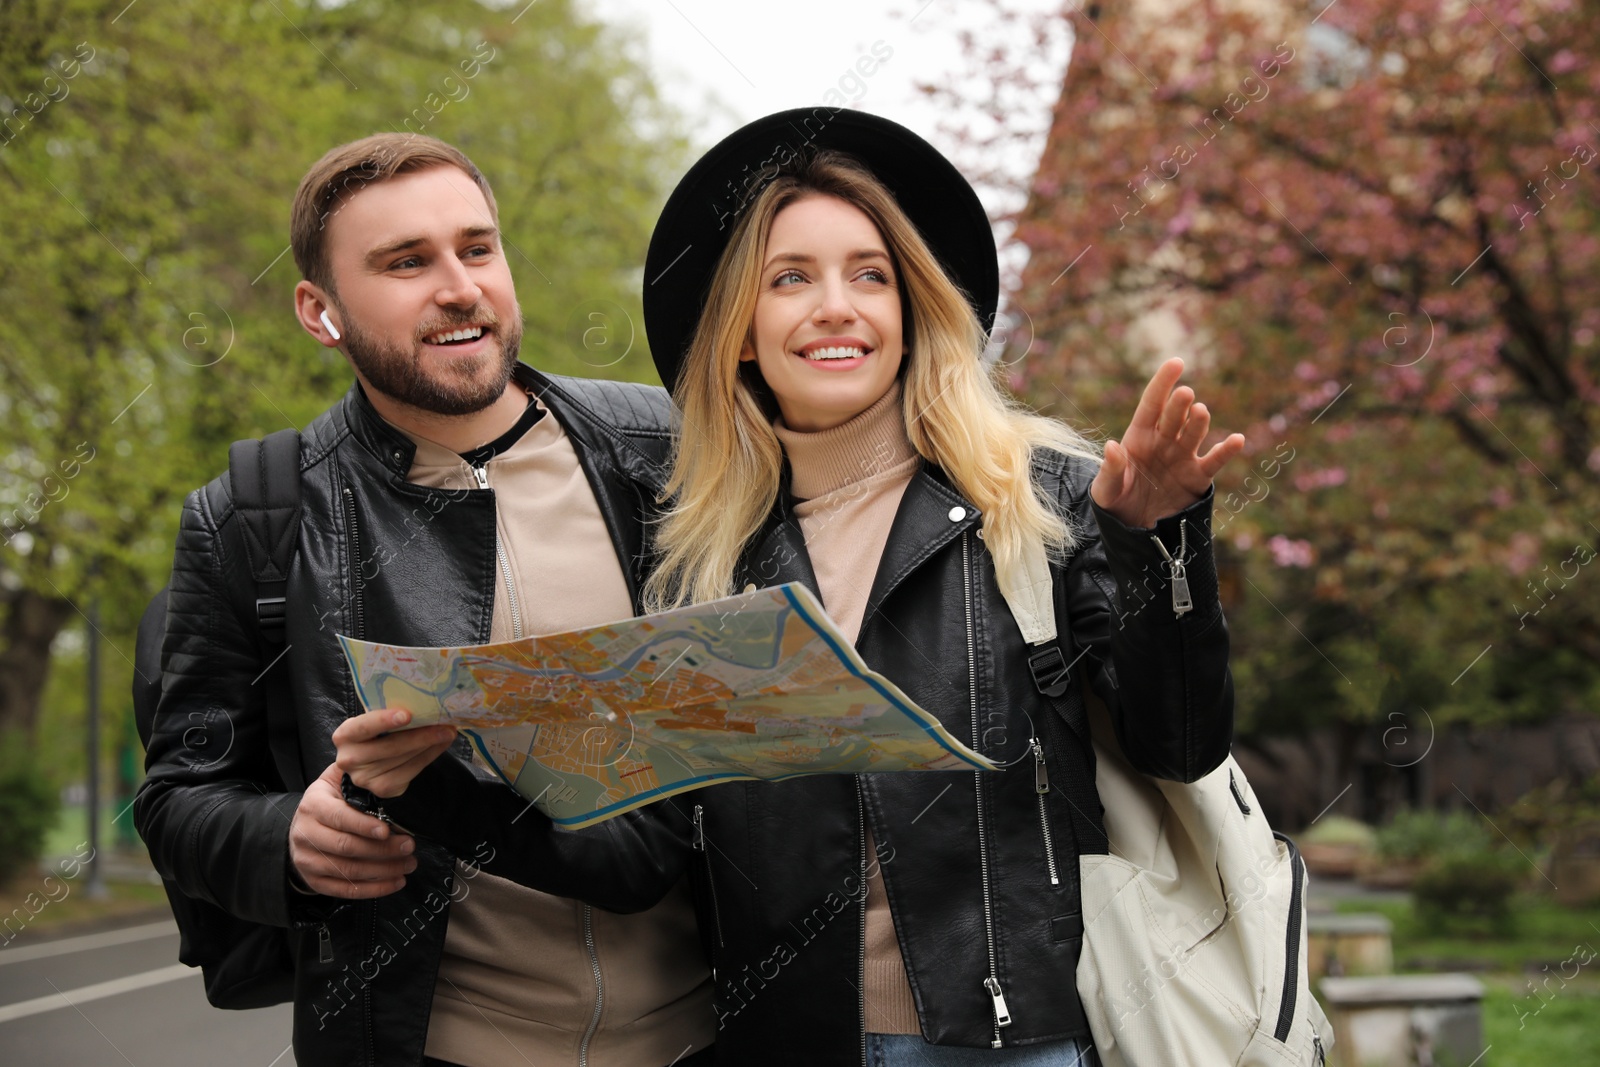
[643,107,999,394]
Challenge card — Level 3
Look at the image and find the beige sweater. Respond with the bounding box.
[401,390,713,1067]
[773,380,923,1035]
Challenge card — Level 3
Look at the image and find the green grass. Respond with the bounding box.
[1334,895,1600,973]
[1330,895,1600,1063]
[1481,975,1600,1067]
[0,801,163,945]
[42,801,141,860]
[0,877,170,943]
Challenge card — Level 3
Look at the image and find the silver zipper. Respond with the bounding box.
[964,533,1009,1046]
[692,804,724,949]
[578,903,603,1067]
[855,781,868,1066]
[1031,737,1060,886]
[473,463,524,639]
[1149,518,1192,616]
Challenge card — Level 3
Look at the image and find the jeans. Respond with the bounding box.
[423,1049,714,1067]
[867,1033,1097,1066]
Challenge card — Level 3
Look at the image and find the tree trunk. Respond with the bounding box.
[0,585,73,737]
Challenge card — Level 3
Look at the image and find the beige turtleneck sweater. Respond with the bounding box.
[399,390,713,1067]
[772,380,923,1036]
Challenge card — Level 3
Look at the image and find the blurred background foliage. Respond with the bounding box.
[942,0,1600,757]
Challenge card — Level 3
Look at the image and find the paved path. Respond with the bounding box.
[0,917,295,1066]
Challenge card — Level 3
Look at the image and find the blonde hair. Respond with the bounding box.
[645,151,1101,611]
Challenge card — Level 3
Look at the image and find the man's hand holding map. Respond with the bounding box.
[338,583,995,829]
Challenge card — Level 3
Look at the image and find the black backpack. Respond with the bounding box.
[133,429,302,1009]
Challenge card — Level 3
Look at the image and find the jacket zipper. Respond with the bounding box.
[1273,832,1306,1042]
[472,464,524,639]
[341,488,366,638]
[339,485,376,1065]
[855,782,868,1067]
[364,903,377,1067]
[1030,738,1060,886]
[692,804,725,949]
[317,923,333,963]
[578,904,604,1067]
[474,462,560,1061]
[964,533,1010,1046]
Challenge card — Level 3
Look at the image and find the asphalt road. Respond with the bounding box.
[0,917,296,1067]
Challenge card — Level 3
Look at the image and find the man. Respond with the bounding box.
[135,134,713,1067]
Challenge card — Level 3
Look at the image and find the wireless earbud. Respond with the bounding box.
[319,309,341,341]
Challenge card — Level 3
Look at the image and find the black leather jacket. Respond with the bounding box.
[680,454,1233,1064]
[134,365,688,1067]
[379,449,1233,1065]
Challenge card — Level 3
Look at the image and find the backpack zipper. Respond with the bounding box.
[1031,738,1060,886]
[472,464,524,640]
[692,804,724,949]
[964,533,1010,1046]
[1229,768,1252,815]
[1273,832,1306,1042]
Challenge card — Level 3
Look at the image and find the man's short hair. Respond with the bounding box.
[290,133,500,294]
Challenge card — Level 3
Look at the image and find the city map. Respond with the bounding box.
[338,583,994,828]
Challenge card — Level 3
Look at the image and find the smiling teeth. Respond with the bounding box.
[427,326,484,344]
[804,346,865,361]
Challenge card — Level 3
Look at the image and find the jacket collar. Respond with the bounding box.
[336,363,667,610]
[743,514,821,600]
[527,370,670,497]
[337,364,667,489]
[860,465,981,631]
[742,462,982,636]
[340,377,422,476]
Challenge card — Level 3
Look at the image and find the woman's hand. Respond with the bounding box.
[332,708,458,799]
[1090,356,1245,529]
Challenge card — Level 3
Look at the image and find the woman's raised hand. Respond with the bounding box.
[1089,357,1246,530]
[332,708,458,799]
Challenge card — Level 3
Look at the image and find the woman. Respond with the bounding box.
[336,109,1243,1065]
[633,109,1242,1064]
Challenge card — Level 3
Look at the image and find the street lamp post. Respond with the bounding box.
[86,598,108,900]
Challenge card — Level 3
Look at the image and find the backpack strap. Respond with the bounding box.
[228,429,302,644]
[1001,539,1109,856]
[999,540,1072,697]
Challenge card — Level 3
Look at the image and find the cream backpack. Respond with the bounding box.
[1000,541,1333,1066]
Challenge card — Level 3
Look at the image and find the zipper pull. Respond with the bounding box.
[317,923,333,964]
[1031,737,1050,794]
[692,803,706,851]
[472,464,489,490]
[1168,559,1193,616]
[984,975,1012,1030]
[1229,767,1252,815]
[1149,526,1194,617]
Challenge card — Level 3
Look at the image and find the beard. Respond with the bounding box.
[339,304,524,417]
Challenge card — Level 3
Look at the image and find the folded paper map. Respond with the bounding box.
[338,583,994,828]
